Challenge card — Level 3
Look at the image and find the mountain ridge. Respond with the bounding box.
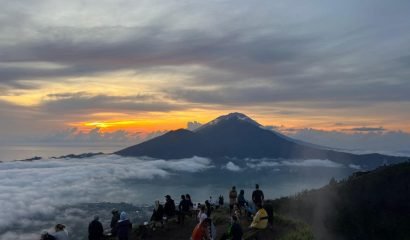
[116,113,408,168]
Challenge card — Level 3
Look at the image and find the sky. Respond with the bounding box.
[1,0,410,150]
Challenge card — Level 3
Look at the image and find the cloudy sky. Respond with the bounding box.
[1,0,410,148]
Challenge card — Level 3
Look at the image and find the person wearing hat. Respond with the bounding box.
[110,208,120,236]
[163,195,176,219]
[117,211,132,240]
[88,216,103,240]
[49,224,69,240]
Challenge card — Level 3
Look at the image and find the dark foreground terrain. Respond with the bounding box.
[271,162,410,240]
[103,207,313,240]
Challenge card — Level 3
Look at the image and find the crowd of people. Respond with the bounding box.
[40,184,270,240]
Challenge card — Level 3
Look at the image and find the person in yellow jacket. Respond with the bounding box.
[249,203,268,229]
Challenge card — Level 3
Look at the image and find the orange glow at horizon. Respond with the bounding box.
[67,111,408,134]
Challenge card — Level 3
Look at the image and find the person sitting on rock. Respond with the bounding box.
[197,205,208,223]
[249,203,268,230]
[49,224,69,240]
[192,218,212,240]
[219,215,243,240]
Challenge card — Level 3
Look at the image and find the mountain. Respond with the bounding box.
[269,161,410,240]
[116,112,407,168]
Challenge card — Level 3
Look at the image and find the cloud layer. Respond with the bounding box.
[0,155,213,239]
[0,0,410,143]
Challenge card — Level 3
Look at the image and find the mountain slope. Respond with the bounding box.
[270,162,410,240]
[116,113,407,167]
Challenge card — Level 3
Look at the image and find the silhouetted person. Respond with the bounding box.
[218,195,224,207]
[88,216,103,240]
[252,184,264,206]
[117,211,132,240]
[150,200,164,227]
[178,194,191,224]
[164,195,176,218]
[205,200,212,218]
[229,186,238,214]
[238,189,248,209]
[186,194,194,210]
[110,208,120,236]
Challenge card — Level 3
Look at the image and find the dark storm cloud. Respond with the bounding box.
[348,127,386,132]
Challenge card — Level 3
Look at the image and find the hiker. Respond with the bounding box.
[205,200,213,218]
[218,195,224,207]
[252,184,264,206]
[49,224,69,240]
[164,195,176,219]
[233,203,241,218]
[117,211,132,240]
[219,215,243,240]
[197,205,208,223]
[209,196,214,206]
[186,194,194,210]
[110,208,120,236]
[150,200,164,227]
[229,186,238,214]
[178,194,191,224]
[192,218,212,240]
[249,203,268,230]
[88,216,103,240]
[237,189,248,214]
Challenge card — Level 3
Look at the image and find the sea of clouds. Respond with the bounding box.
[0,155,359,240]
[0,155,213,240]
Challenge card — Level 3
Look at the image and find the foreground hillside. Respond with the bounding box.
[103,207,313,240]
[271,162,410,240]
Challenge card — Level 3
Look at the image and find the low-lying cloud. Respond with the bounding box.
[246,159,344,170]
[0,155,213,239]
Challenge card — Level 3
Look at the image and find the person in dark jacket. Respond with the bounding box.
[186,194,194,209]
[178,195,191,224]
[164,195,176,218]
[88,216,103,240]
[117,211,132,240]
[252,184,264,206]
[151,200,164,221]
[110,209,120,236]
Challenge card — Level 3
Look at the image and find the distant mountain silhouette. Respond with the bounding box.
[116,113,407,168]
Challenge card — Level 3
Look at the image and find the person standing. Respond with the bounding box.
[229,186,238,214]
[110,209,120,237]
[88,216,103,240]
[178,195,190,224]
[252,184,264,206]
[164,195,176,218]
[117,211,132,240]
